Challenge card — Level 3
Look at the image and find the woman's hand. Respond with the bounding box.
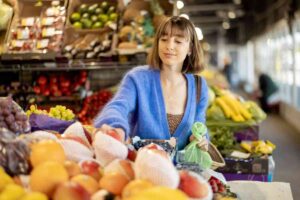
[97,124,126,142]
[189,135,209,152]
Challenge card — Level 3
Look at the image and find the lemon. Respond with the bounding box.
[0,184,25,200]
[20,192,48,200]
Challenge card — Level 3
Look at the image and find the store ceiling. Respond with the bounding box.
[179,0,293,44]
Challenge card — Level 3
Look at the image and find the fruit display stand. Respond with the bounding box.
[205,86,277,182]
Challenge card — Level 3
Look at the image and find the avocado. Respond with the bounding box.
[70,12,81,23]
[73,21,83,29]
[92,21,103,29]
[100,1,109,12]
[81,18,92,29]
[95,7,103,15]
[81,12,90,19]
[107,6,115,14]
[109,13,118,21]
[79,4,88,14]
[98,14,108,23]
[90,15,98,23]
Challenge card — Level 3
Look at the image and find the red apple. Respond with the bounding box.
[33,86,41,94]
[53,181,90,200]
[38,75,47,86]
[127,148,137,162]
[178,170,209,198]
[80,160,102,181]
[105,130,122,142]
[61,135,90,148]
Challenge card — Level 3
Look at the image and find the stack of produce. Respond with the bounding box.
[206,86,266,126]
[33,71,87,97]
[77,89,113,124]
[26,105,75,121]
[69,1,118,30]
[0,0,13,54]
[7,1,66,53]
[0,120,221,200]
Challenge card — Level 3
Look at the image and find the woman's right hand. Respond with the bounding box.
[97,124,126,142]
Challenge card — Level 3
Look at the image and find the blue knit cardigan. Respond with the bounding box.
[94,66,209,150]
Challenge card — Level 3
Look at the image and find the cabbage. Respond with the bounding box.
[0,1,13,30]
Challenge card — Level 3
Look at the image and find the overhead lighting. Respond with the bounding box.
[202,42,211,51]
[222,21,230,29]
[228,11,236,19]
[195,27,203,40]
[180,14,189,19]
[233,0,241,5]
[176,1,184,9]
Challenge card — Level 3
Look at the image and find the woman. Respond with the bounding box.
[94,16,209,150]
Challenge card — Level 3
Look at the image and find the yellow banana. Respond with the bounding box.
[215,97,232,118]
[221,95,240,116]
[240,142,252,153]
[266,140,276,150]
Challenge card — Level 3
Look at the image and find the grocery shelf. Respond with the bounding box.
[21,61,137,71]
[0,64,21,72]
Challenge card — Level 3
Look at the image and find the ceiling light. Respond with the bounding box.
[180,14,189,19]
[195,27,203,40]
[233,0,241,5]
[228,11,236,19]
[222,21,230,29]
[176,1,184,9]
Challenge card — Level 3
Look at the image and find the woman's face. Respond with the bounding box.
[158,27,191,70]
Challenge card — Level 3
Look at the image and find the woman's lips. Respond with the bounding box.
[164,53,175,58]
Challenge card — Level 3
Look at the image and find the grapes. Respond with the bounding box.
[0,97,30,134]
[26,104,75,121]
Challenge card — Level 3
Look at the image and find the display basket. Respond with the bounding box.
[208,142,225,170]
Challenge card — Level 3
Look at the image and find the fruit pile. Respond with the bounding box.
[77,89,113,124]
[33,71,87,97]
[70,1,118,29]
[0,97,30,134]
[26,105,75,121]
[240,140,276,155]
[0,121,216,200]
[208,176,237,199]
[206,86,266,124]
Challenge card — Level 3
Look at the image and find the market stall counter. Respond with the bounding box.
[228,181,293,200]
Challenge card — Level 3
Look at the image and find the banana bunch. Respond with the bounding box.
[214,94,252,122]
[240,140,276,155]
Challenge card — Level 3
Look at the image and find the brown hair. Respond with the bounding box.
[147,16,204,74]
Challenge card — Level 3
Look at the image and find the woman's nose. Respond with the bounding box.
[166,39,175,50]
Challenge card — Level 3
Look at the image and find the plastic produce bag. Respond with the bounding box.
[0,0,13,30]
[29,113,75,133]
[183,122,213,169]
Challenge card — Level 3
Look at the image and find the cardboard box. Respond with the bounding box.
[217,155,271,174]
[222,172,273,182]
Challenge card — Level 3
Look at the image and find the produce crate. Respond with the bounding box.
[66,0,124,32]
[2,0,67,61]
[222,172,273,182]
[217,155,274,175]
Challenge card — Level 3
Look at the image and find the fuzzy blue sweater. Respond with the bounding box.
[94,66,209,150]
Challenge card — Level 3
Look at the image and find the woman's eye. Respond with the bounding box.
[175,40,182,44]
[160,38,167,41]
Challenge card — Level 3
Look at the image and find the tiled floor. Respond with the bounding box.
[259,113,300,199]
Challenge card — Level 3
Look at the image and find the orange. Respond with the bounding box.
[30,161,68,197]
[122,179,154,198]
[30,140,66,168]
[71,174,99,195]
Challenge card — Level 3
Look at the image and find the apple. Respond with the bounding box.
[64,160,81,178]
[71,174,99,195]
[53,181,90,200]
[178,170,210,199]
[105,130,122,142]
[61,135,90,148]
[80,160,102,181]
[37,76,47,86]
[127,148,137,162]
[33,86,41,94]
[99,172,130,195]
